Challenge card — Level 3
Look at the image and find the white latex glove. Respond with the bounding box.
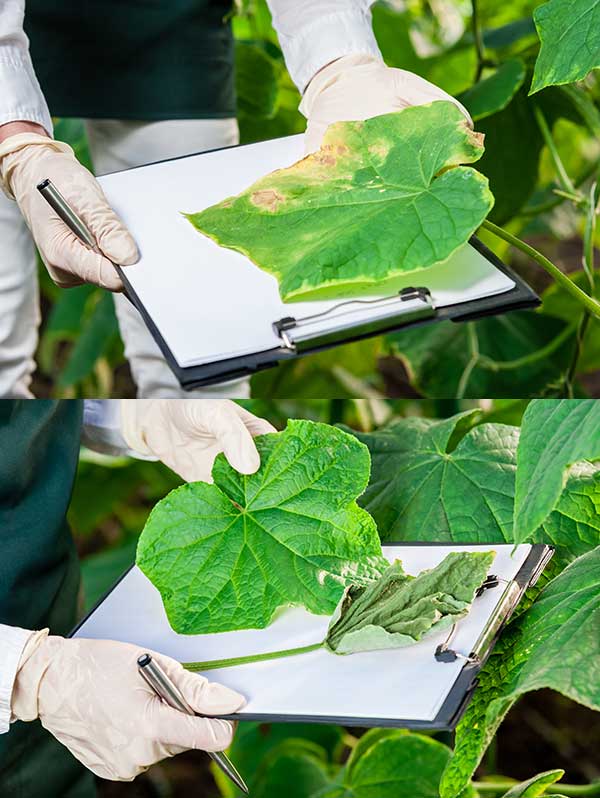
[121,399,276,482]
[0,133,139,290]
[300,54,472,154]
[11,630,245,781]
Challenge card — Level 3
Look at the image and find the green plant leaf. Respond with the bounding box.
[458,59,526,121]
[235,41,281,118]
[530,0,600,94]
[514,400,600,544]
[324,551,494,654]
[501,769,565,797]
[136,419,387,634]
[440,546,600,798]
[187,103,494,302]
[341,731,477,798]
[385,312,573,398]
[349,411,600,567]
[249,739,332,798]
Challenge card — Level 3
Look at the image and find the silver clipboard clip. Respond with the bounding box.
[434,575,518,666]
[272,286,436,352]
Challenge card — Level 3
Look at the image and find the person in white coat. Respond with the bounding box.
[0,1,468,398]
[0,398,275,795]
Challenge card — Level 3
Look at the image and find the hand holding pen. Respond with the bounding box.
[0,128,138,290]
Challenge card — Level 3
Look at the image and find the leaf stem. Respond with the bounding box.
[182,641,325,671]
[481,220,600,319]
[533,105,580,199]
[471,0,487,82]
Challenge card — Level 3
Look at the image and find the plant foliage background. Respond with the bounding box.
[72,398,600,798]
[34,0,600,399]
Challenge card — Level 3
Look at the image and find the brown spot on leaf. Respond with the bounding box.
[368,142,389,158]
[251,189,285,212]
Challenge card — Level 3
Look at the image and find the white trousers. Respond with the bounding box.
[0,117,250,399]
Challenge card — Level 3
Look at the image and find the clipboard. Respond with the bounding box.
[71,542,552,730]
[96,135,540,390]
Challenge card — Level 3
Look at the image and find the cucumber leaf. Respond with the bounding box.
[531,0,600,94]
[349,411,600,568]
[513,399,600,544]
[324,551,494,654]
[458,59,526,121]
[136,419,387,634]
[187,102,494,302]
[440,546,600,798]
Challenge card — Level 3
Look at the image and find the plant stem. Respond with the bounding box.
[182,641,325,672]
[473,781,600,796]
[471,0,487,81]
[481,220,600,319]
[533,105,580,199]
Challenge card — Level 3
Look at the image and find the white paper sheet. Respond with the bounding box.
[74,544,531,724]
[97,136,515,368]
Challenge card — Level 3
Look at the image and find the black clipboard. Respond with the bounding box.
[115,235,538,391]
[70,542,552,731]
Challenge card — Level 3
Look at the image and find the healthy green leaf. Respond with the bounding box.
[341,731,477,798]
[530,0,600,94]
[385,312,573,398]
[325,551,493,654]
[250,739,332,798]
[235,41,281,118]
[514,400,600,544]
[501,769,565,797]
[458,59,526,121]
[187,103,494,302]
[136,419,387,634]
[349,412,600,568]
[440,546,600,798]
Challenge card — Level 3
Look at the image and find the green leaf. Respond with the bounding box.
[250,739,332,798]
[342,731,476,798]
[324,551,494,654]
[57,292,120,389]
[235,41,281,118]
[458,59,526,121]
[440,546,600,798]
[514,399,600,543]
[531,0,600,95]
[218,724,343,798]
[475,88,544,223]
[501,769,565,797]
[349,411,600,567]
[187,103,494,302]
[136,419,387,634]
[385,312,573,398]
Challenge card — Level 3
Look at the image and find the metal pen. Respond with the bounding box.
[37,179,100,251]
[137,653,249,794]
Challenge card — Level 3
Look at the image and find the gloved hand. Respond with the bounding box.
[11,631,245,781]
[0,132,139,290]
[300,54,472,154]
[121,399,276,482]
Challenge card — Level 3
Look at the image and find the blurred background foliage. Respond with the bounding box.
[71,397,600,797]
[33,0,600,399]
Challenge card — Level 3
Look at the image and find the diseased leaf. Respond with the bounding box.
[385,312,573,398]
[531,0,600,94]
[187,103,494,302]
[349,412,600,568]
[458,59,526,121]
[324,551,494,654]
[136,419,387,634]
[514,400,600,544]
[501,769,565,797]
[440,547,600,798]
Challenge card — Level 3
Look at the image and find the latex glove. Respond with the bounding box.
[0,133,139,290]
[11,631,245,781]
[121,399,276,482]
[301,54,472,154]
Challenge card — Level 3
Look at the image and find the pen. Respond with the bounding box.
[137,653,249,795]
[37,178,99,251]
